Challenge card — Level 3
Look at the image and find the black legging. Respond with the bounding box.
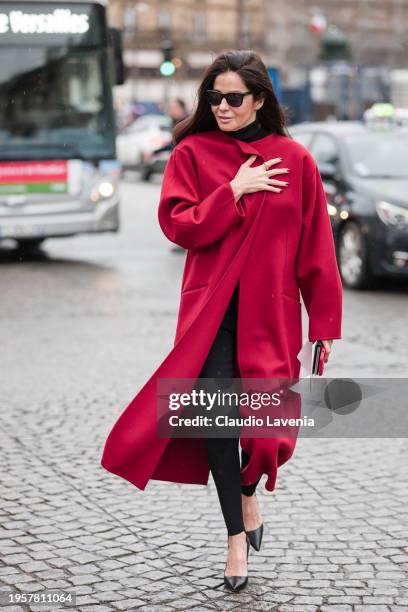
[198,318,261,536]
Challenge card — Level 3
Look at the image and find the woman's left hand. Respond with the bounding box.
[320,339,334,363]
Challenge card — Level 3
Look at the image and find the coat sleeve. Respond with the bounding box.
[295,155,343,342]
[157,145,246,250]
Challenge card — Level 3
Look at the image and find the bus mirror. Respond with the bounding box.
[108,27,125,85]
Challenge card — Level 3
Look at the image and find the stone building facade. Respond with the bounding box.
[107,0,408,106]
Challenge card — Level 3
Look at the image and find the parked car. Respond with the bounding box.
[289,121,408,289]
[139,148,171,182]
[116,114,172,171]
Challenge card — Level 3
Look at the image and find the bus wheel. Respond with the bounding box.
[16,239,45,253]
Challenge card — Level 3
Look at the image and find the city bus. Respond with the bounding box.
[0,0,123,250]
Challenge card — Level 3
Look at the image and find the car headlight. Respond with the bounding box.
[90,181,115,203]
[376,200,408,226]
[327,203,338,217]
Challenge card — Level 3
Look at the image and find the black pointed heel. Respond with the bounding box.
[246,522,263,551]
[223,534,250,592]
[223,574,248,592]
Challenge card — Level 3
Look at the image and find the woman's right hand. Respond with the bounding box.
[230,154,290,201]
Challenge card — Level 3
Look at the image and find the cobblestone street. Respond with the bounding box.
[1,178,407,611]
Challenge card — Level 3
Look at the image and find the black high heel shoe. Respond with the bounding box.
[246,522,264,551]
[223,534,250,592]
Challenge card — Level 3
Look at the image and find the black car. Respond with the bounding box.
[289,121,408,289]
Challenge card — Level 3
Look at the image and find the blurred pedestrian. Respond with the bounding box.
[141,99,188,163]
[147,99,190,252]
[152,98,189,156]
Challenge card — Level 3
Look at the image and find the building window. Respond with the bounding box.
[239,12,250,45]
[157,10,171,29]
[193,12,207,42]
[240,13,250,35]
[188,65,207,79]
[124,7,136,30]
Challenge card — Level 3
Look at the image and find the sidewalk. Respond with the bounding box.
[1,397,407,611]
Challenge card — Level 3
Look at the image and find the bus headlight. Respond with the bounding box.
[90,181,115,203]
[376,200,408,226]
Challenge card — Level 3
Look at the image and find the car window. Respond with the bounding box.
[310,134,339,165]
[157,118,173,130]
[290,131,313,149]
[127,122,145,133]
[126,115,171,133]
[344,131,408,178]
[150,116,171,128]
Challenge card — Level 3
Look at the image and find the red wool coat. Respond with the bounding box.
[101,129,342,492]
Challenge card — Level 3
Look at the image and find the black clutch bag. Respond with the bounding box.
[311,341,325,376]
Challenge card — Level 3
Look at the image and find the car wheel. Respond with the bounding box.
[337,221,374,289]
[139,166,151,182]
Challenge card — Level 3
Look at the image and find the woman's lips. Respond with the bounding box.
[218,117,233,123]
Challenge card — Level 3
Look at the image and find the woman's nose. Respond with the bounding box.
[219,98,230,110]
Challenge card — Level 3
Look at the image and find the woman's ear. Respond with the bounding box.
[254,94,265,111]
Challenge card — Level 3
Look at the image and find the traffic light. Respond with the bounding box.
[160,39,176,77]
[319,25,351,61]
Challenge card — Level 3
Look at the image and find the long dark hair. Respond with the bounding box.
[173,50,289,145]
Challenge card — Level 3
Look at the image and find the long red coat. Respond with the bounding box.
[101,129,342,491]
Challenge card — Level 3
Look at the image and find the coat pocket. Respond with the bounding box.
[175,283,208,341]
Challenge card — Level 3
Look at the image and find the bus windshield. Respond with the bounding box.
[0,2,115,161]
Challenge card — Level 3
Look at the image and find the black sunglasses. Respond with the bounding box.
[205,89,252,107]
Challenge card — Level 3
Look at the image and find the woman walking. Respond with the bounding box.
[101,50,342,592]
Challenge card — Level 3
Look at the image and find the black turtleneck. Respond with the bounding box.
[219,118,271,331]
[219,118,270,143]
